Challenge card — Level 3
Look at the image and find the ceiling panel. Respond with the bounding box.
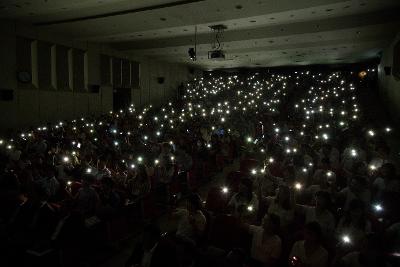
[2,0,400,69]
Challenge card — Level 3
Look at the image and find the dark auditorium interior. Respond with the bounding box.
[2,1,400,267]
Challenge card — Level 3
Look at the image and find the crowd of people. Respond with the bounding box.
[0,68,399,267]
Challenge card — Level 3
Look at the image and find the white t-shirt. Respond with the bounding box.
[248,225,282,263]
[289,240,328,267]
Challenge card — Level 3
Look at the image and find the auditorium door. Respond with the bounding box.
[113,88,131,111]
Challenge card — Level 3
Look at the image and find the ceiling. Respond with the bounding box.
[2,0,400,69]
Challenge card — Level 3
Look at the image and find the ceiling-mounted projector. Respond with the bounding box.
[208,50,225,60]
[208,24,227,61]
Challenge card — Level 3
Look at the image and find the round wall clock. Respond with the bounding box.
[17,71,32,83]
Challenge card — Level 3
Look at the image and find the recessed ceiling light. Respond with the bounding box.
[235,5,243,9]
[250,20,256,23]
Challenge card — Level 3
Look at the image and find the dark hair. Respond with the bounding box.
[305,221,323,242]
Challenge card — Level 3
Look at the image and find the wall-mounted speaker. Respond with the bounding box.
[157,77,165,84]
[0,89,14,101]
[89,84,100,93]
[384,66,392,76]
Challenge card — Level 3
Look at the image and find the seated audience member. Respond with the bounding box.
[246,214,282,267]
[341,142,367,173]
[373,163,399,198]
[338,176,371,211]
[253,167,276,198]
[73,174,100,218]
[228,178,259,223]
[174,193,207,245]
[97,176,121,218]
[333,233,386,267]
[263,185,295,232]
[317,143,340,170]
[96,157,111,181]
[35,164,60,200]
[126,164,151,199]
[296,190,335,239]
[175,145,193,173]
[306,167,336,197]
[289,221,328,267]
[336,199,371,250]
[125,224,178,267]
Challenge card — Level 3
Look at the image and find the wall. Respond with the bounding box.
[0,20,192,132]
[378,31,400,124]
[133,57,191,108]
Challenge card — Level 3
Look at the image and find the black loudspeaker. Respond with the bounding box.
[384,66,391,76]
[89,84,100,93]
[157,77,165,84]
[189,68,195,75]
[0,89,14,101]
